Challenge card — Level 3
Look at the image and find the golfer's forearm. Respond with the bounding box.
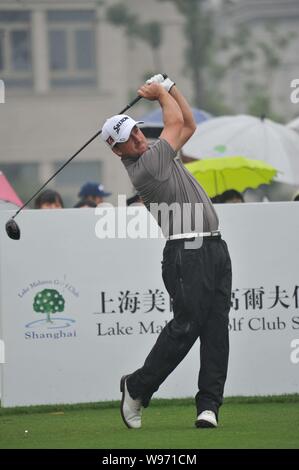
[170,86,196,134]
[158,89,184,130]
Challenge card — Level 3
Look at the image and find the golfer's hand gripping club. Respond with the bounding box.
[146,73,174,92]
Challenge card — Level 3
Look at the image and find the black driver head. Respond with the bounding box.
[6,218,21,240]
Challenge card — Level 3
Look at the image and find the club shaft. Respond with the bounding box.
[13,95,142,219]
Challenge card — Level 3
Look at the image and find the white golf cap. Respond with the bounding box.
[101,114,144,148]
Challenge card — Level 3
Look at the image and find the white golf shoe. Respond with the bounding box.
[195,410,218,428]
[120,376,142,429]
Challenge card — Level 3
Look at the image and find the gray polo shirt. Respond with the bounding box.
[121,139,219,236]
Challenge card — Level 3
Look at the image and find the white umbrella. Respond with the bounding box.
[183,115,299,185]
[287,116,299,133]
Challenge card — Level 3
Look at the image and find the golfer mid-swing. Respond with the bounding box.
[101,74,232,429]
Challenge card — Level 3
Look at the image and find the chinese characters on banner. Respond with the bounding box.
[95,285,299,335]
[97,285,299,314]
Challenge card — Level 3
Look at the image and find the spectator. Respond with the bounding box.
[74,199,97,208]
[211,195,221,204]
[34,189,64,209]
[214,190,244,204]
[78,182,111,206]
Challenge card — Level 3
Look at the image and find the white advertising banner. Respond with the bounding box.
[0,202,299,407]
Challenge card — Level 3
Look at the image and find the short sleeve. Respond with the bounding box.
[140,139,177,181]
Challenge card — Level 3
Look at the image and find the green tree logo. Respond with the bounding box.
[33,289,65,323]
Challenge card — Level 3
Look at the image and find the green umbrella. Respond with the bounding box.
[185,156,277,198]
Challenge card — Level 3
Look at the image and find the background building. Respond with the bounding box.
[1,0,299,205]
[0,0,187,206]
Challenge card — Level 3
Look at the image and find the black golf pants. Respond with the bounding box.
[127,236,232,416]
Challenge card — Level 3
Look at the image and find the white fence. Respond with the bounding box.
[0,202,299,407]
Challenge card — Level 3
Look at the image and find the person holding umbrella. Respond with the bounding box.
[213,190,244,204]
[101,74,232,430]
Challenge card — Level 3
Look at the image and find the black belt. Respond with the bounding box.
[168,230,221,241]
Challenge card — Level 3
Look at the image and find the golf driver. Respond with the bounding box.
[5,90,152,240]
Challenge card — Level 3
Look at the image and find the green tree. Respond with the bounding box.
[107,1,222,111]
[106,4,163,71]
[159,1,297,117]
[158,0,213,108]
[33,289,65,323]
[221,23,296,120]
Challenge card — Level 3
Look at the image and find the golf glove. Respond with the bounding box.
[146,73,175,92]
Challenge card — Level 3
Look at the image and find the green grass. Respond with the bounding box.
[0,396,299,449]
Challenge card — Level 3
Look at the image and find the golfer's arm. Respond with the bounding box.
[159,89,185,152]
[169,86,196,145]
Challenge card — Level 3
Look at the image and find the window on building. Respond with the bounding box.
[47,10,96,88]
[0,11,33,87]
